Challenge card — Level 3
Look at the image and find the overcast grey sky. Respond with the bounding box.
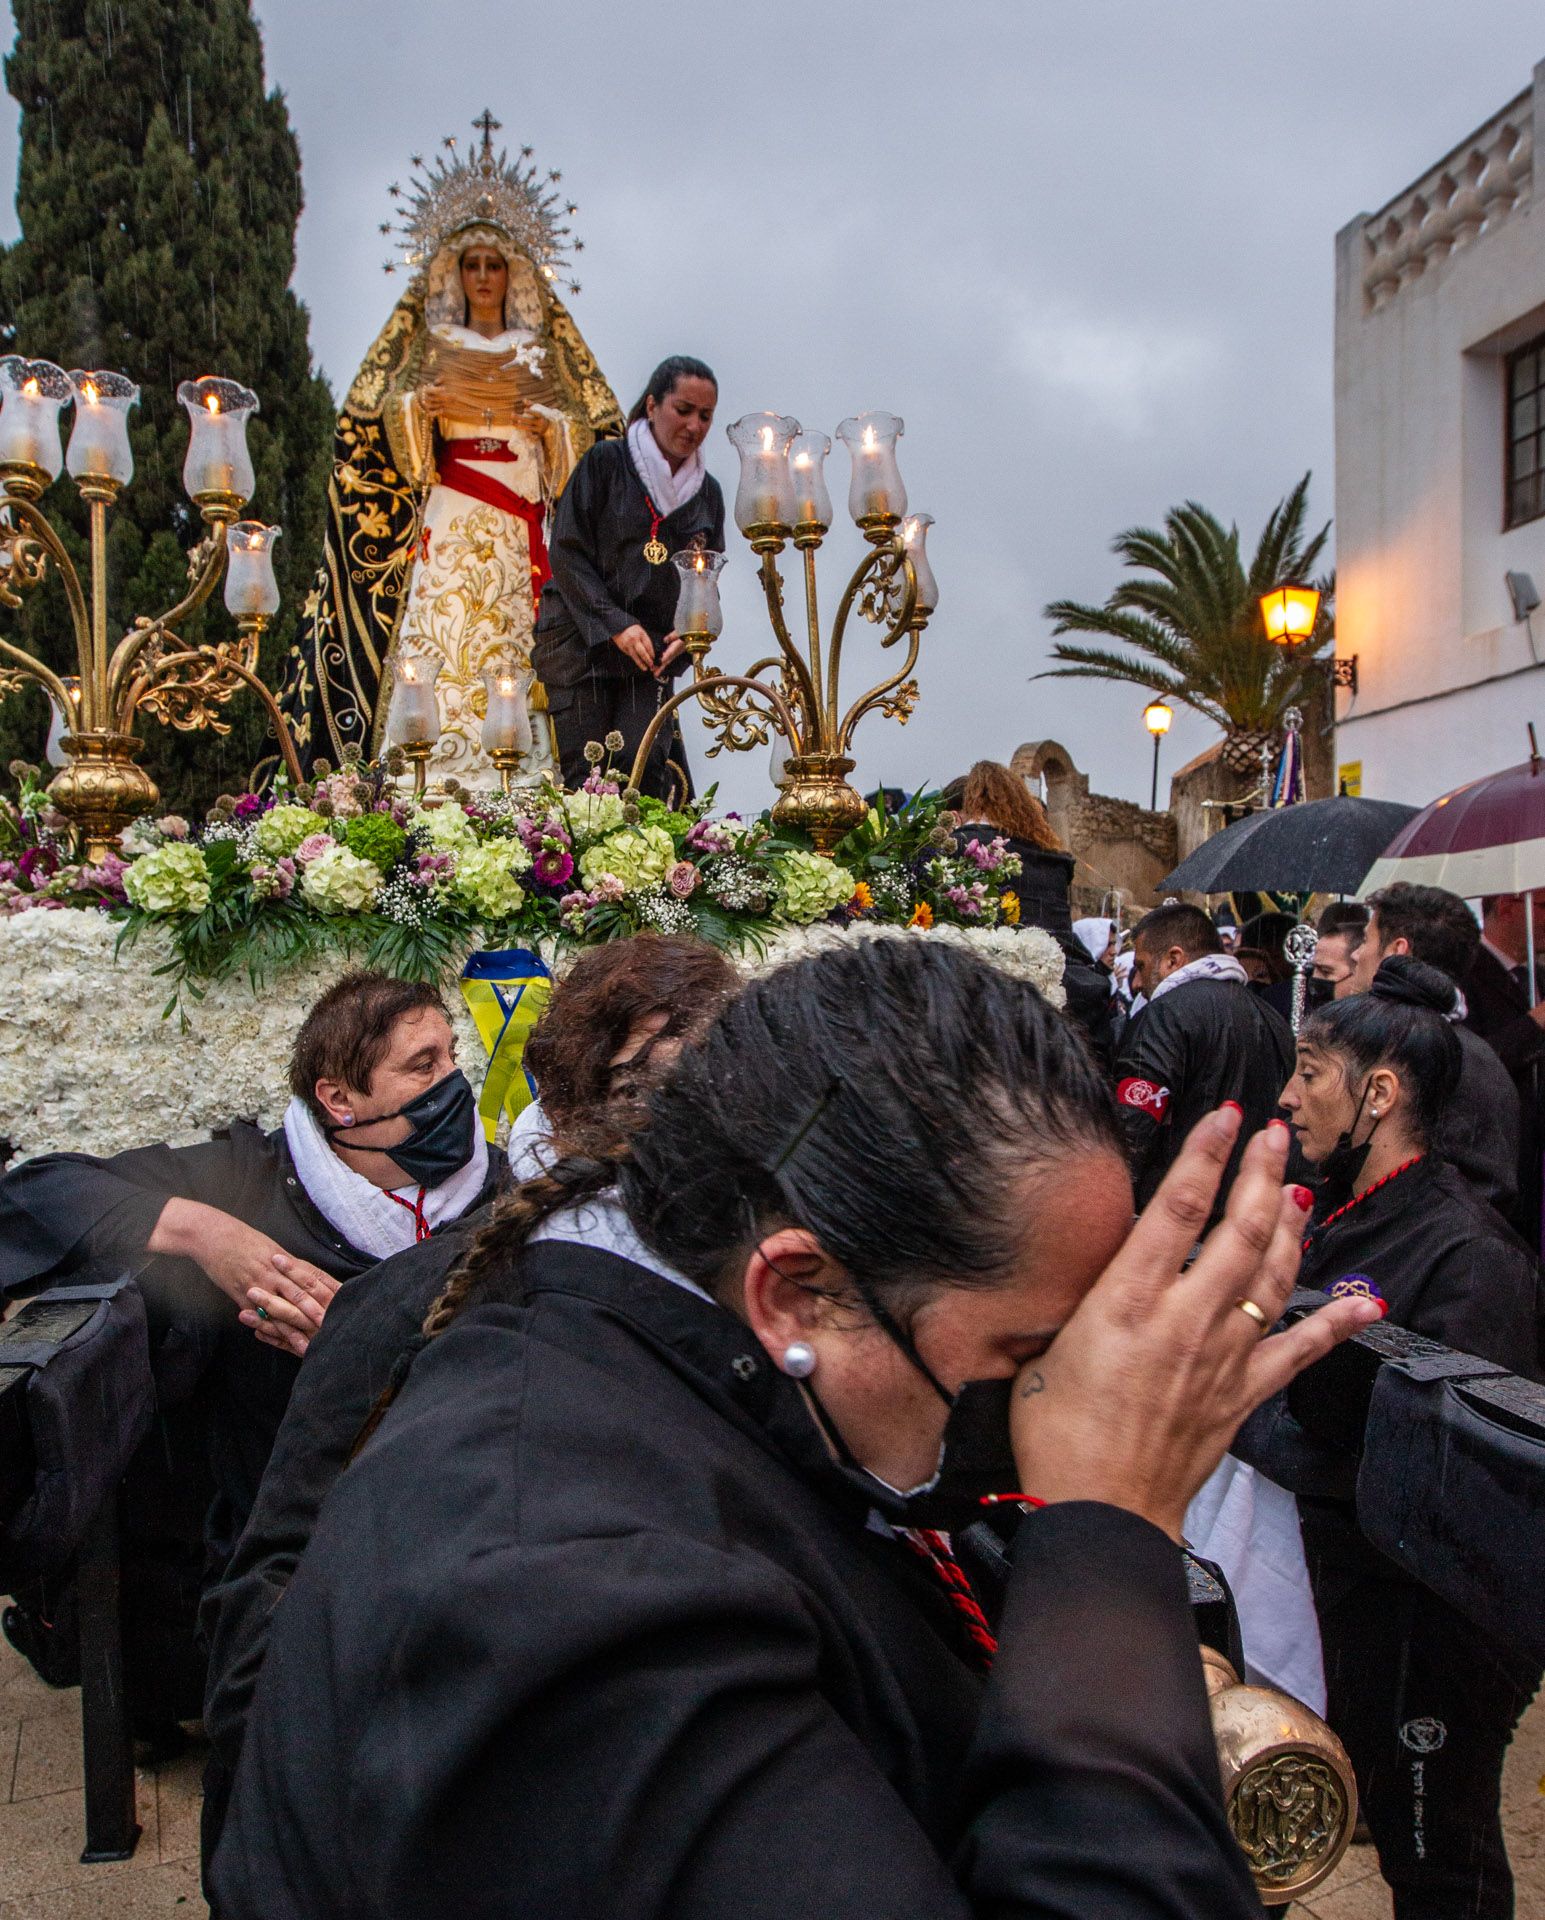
[2,3,1542,811]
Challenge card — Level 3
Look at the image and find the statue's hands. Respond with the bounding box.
[610,624,657,674]
[1009,1110,1383,1541]
[420,381,450,421]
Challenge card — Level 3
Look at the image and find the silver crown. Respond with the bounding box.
[382,108,582,293]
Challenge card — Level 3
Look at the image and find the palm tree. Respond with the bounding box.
[1039,475,1333,776]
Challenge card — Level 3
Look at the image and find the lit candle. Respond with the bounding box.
[44,679,82,769]
[836,411,907,523]
[671,547,727,640]
[178,376,258,502]
[789,430,833,529]
[65,370,138,485]
[224,521,283,617]
[726,412,799,535]
[388,653,442,747]
[0,358,70,480]
[480,663,532,754]
[900,512,939,615]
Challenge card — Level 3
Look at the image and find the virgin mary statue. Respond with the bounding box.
[278,113,623,784]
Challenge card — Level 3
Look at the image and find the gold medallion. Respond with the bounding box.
[643,538,669,566]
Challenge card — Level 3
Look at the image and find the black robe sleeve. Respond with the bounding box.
[1112,1001,1185,1202]
[0,1137,247,1298]
[546,452,634,654]
[200,1226,474,1792]
[214,1503,1259,1919]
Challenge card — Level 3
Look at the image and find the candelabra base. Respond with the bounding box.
[49,732,158,861]
[770,754,867,854]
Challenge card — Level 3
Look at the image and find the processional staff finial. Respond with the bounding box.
[473,108,502,162]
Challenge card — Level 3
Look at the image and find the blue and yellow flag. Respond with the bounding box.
[459,948,554,1141]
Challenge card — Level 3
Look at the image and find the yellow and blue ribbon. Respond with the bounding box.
[459,947,553,1141]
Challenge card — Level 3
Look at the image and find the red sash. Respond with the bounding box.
[435,439,552,598]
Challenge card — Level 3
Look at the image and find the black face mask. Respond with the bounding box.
[327,1068,477,1189]
[1305,975,1335,1010]
[796,1271,1023,1533]
[1318,1077,1378,1210]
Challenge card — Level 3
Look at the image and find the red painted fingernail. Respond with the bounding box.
[1292,1185,1314,1212]
[1268,1118,1290,1133]
[1222,1100,1243,1115]
[1377,1300,1390,1319]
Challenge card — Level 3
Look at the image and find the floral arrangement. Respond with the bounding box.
[0,741,1029,1000]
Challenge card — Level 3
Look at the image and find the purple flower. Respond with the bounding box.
[249,857,297,901]
[79,852,129,901]
[18,845,58,884]
[534,844,575,887]
[667,860,700,900]
[0,861,18,886]
[581,773,621,797]
[234,793,268,819]
[294,832,335,866]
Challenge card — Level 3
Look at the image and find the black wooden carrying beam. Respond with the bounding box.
[0,1296,141,1861]
[1274,1291,1545,1666]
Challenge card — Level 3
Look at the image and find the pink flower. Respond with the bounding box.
[534,844,574,886]
[592,874,626,904]
[946,882,988,919]
[250,857,296,901]
[413,849,454,888]
[964,836,1008,872]
[294,833,335,865]
[234,793,267,819]
[667,860,699,900]
[155,814,191,841]
[581,773,621,796]
[79,852,129,900]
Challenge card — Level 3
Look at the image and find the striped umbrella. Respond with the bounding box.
[1360,752,1545,899]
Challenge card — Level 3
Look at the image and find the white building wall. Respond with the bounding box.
[1333,62,1545,806]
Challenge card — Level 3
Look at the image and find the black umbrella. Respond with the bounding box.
[1157,795,1419,897]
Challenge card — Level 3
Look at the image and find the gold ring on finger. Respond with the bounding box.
[1235,1297,1271,1334]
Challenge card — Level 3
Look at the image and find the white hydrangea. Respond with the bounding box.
[298,845,382,914]
[563,789,626,847]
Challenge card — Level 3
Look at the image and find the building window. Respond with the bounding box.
[1506,334,1545,530]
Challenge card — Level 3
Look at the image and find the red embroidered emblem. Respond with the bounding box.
[1116,1077,1171,1119]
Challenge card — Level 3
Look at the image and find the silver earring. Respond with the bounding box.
[781,1342,817,1379]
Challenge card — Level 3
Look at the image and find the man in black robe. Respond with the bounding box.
[1464,892,1545,1244]
[0,970,501,1732]
[1115,903,1293,1225]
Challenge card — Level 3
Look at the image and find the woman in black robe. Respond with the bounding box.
[532,355,724,797]
[1280,955,1544,1920]
[211,937,1378,1920]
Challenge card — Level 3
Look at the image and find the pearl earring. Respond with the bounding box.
[781,1342,817,1379]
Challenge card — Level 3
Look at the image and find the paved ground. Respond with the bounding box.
[1,1624,1541,1915]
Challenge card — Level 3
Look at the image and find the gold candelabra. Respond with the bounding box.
[627,412,936,853]
[0,359,301,859]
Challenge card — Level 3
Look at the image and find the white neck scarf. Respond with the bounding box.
[1150,952,1251,1003]
[627,416,705,517]
[281,1095,490,1265]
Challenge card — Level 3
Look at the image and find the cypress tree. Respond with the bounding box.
[0,0,334,813]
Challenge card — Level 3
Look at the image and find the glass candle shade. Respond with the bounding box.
[769,731,792,789]
[480,663,533,755]
[836,412,906,523]
[224,521,282,617]
[726,413,799,534]
[178,376,259,502]
[44,679,82,769]
[0,357,70,480]
[900,513,939,615]
[788,430,833,530]
[671,547,727,640]
[65,370,138,485]
[387,653,442,747]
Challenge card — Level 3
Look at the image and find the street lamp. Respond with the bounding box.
[1259,584,1358,693]
[1143,697,1173,811]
